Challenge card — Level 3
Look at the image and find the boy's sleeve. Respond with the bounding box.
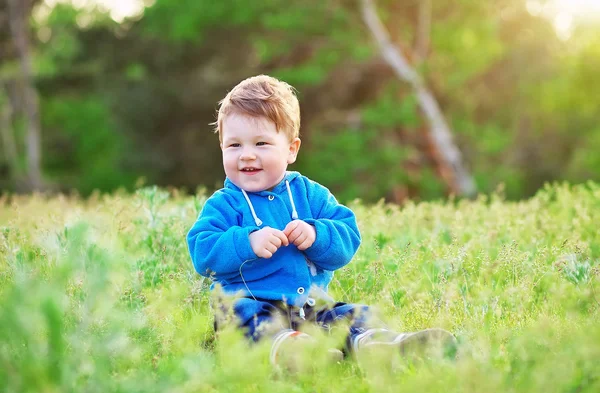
[302,179,361,271]
[187,193,258,277]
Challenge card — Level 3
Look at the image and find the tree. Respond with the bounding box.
[7,0,43,191]
[0,81,18,185]
[361,0,476,198]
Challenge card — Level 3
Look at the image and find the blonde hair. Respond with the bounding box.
[214,75,301,142]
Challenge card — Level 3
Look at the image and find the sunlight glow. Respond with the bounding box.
[42,0,150,23]
[552,0,600,17]
[527,0,600,40]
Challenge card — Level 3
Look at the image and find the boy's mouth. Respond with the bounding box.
[240,167,262,174]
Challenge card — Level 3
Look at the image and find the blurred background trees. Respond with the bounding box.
[0,0,599,202]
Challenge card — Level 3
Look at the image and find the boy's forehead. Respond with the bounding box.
[222,113,278,137]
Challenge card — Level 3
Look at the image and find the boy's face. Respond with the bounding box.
[221,113,301,192]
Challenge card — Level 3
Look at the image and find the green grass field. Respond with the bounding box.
[1,183,599,392]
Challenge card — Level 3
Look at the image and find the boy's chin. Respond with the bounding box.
[231,174,286,192]
[231,180,268,193]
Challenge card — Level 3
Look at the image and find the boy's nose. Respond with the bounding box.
[239,148,256,160]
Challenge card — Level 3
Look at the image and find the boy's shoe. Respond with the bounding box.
[270,329,344,372]
[353,328,458,361]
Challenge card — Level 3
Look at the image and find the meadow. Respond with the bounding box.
[0,183,599,393]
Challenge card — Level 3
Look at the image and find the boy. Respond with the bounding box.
[187,75,455,368]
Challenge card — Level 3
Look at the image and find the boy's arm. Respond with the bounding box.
[187,194,258,277]
[301,180,361,271]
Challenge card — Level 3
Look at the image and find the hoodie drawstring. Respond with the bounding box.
[241,189,263,226]
[241,180,298,227]
[285,180,299,220]
[239,179,316,310]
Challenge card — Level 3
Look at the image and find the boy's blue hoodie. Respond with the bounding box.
[187,171,361,307]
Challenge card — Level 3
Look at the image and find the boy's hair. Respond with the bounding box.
[214,75,300,142]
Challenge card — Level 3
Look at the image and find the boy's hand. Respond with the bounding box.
[283,220,316,251]
[249,227,289,259]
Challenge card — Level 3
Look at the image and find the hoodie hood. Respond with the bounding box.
[224,171,301,195]
[224,171,301,227]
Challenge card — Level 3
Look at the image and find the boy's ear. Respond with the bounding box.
[287,138,301,164]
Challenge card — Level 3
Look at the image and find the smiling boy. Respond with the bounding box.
[221,112,318,257]
[187,75,456,369]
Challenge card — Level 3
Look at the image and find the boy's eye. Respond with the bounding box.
[229,143,240,148]
[256,142,267,146]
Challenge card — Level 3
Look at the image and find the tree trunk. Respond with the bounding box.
[7,0,43,191]
[415,0,431,64]
[0,81,19,181]
[361,0,477,198]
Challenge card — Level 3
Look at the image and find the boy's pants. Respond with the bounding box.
[214,297,384,353]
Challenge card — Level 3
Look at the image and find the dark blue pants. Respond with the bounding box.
[214,297,383,353]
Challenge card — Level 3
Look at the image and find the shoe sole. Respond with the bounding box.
[363,328,458,360]
[327,348,344,362]
[271,333,345,373]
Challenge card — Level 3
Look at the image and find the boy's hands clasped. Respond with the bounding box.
[249,220,316,259]
[248,227,289,259]
[283,220,316,251]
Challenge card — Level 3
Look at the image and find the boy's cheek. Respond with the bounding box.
[222,155,237,167]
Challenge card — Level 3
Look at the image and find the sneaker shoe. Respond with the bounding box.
[270,329,344,372]
[354,328,458,361]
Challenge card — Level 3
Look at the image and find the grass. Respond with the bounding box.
[0,182,599,392]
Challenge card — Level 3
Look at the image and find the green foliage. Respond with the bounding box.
[142,0,259,42]
[33,7,83,78]
[362,86,420,129]
[299,126,411,202]
[42,95,137,194]
[430,6,505,89]
[1,183,600,391]
[298,84,427,202]
[9,0,600,201]
[272,46,346,86]
[142,0,348,43]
